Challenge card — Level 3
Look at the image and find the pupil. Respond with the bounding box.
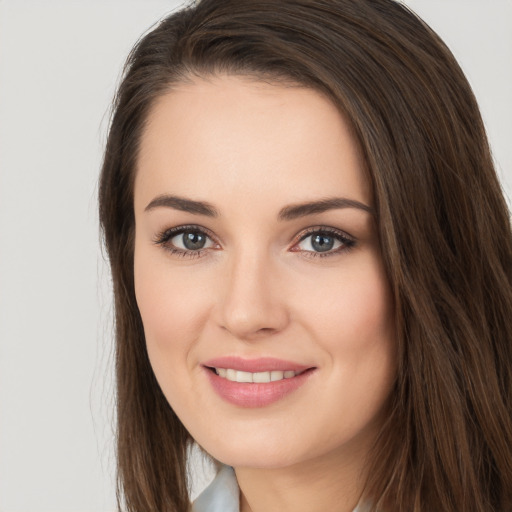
[312,234,334,252]
[183,231,206,250]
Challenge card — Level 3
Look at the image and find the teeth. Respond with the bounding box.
[253,371,271,383]
[270,370,284,381]
[215,368,299,383]
[237,371,253,383]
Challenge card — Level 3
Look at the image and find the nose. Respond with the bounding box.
[216,250,290,340]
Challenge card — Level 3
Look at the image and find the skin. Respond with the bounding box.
[133,74,397,512]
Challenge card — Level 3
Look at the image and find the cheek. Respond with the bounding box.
[296,255,397,414]
[297,256,394,349]
[133,249,211,366]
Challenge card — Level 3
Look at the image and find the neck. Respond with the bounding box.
[235,445,368,512]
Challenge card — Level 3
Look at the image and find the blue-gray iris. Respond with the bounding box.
[312,234,334,252]
[183,231,207,250]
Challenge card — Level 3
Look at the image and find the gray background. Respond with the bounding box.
[0,1,511,510]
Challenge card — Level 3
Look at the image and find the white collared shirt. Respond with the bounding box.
[192,465,369,512]
[192,466,240,512]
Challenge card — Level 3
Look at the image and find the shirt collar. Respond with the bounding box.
[192,465,239,512]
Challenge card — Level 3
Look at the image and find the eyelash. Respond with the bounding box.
[153,225,218,259]
[153,225,356,259]
[293,227,356,259]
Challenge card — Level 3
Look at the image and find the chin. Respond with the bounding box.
[193,425,305,469]
[196,426,346,471]
[210,445,303,470]
[190,409,385,473]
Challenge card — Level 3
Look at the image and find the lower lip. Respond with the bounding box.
[204,367,315,408]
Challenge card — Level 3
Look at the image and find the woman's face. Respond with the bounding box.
[133,75,396,469]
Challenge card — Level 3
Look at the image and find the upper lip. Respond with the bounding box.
[202,356,313,373]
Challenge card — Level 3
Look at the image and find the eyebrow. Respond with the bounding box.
[144,194,374,219]
[144,194,218,217]
[278,197,374,220]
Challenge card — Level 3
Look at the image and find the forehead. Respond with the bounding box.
[135,74,370,213]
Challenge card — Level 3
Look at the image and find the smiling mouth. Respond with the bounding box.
[204,363,316,407]
[207,367,309,383]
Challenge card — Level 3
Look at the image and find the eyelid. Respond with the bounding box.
[153,224,356,259]
[290,226,356,256]
[153,224,221,257]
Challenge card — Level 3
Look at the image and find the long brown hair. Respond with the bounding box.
[99,0,512,510]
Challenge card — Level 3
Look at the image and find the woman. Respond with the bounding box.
[98,0,512,510]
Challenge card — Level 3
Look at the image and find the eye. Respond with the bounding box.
[172,229,214,251]
[292,228,355,256]
[154,225,218,257]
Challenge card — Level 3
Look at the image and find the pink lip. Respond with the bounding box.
[202,357,316,408]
